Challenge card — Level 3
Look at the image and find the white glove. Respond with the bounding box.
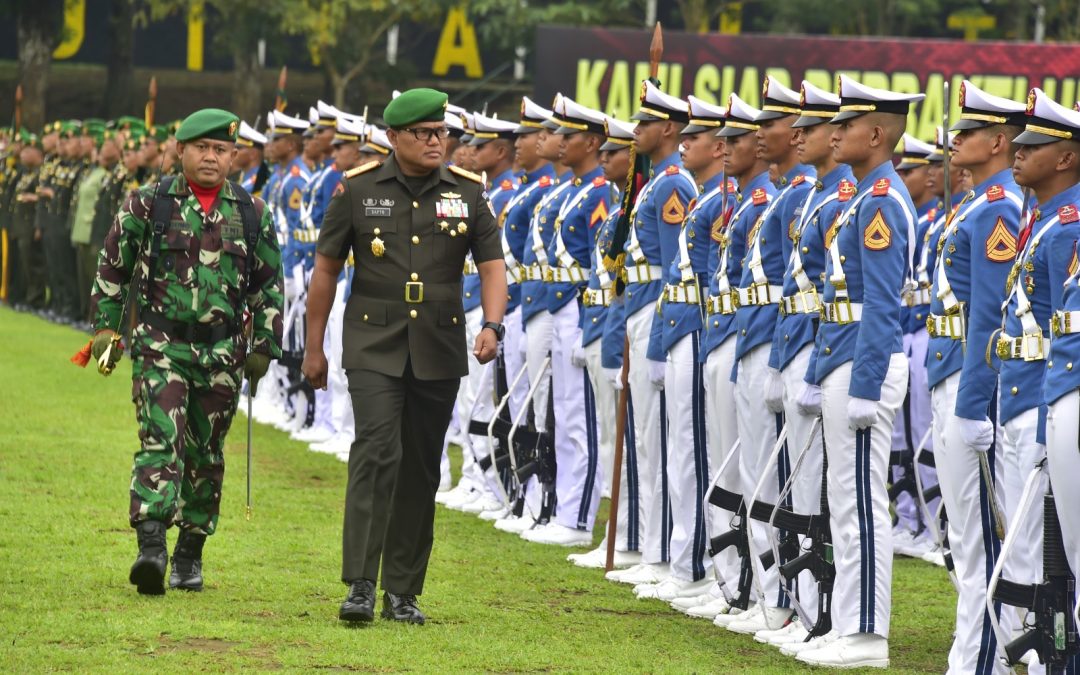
[764,368,785,413]
[797,383,822,417]
[847,397,879,431]
[647,359,666,391]
[283,275,297,303]
[604,366,623,391]
[958,417,994,453]
[570,343,587,368]
[292,264,306,295]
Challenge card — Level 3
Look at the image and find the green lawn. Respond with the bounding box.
[0,305,954,672]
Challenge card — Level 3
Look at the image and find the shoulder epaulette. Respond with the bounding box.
[449,165,484,184]
[986,184,1005,202]
[344,161,380,179]
[664,165,680,176]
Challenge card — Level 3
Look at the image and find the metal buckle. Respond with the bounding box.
[996,336,1012,361]
[721,292,734,314]
[1022,332,1044,361]
[831,297,854,325]
[405,281,424,303]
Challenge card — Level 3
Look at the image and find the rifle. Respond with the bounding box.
[706,438,753,611]
[992,483,1079,671]
[505,357,554,520]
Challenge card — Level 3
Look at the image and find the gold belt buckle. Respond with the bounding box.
[721,292,735,314]
[832,297,853,325]
[1023,332,1044,361]
[405,281,424,303]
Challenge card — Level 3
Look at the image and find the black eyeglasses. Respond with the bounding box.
[401,127,450,142]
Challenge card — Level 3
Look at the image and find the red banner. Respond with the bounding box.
[533,26,1080,141]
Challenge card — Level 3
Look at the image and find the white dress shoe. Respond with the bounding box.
[567,547,641,570]
[727,606,793,635]
[796,633,888,669]
[670,587,719,611]
[292,425,335,443]
[713,603,757,627]
[684,596,732,619]
[443,489,482,511]
[921,545,947,567]
[478,506,510,521]
[780,629,838,656]
[459,495,503,514]
[756,618,809,645]
[608,563,670,586]
[521,523,593,546]
[494,514,534,534]
[639,577,714,601]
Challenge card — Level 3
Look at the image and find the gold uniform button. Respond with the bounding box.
[411,272,419,281]
[412,201,419,208]
[713,320,719,327]
[824,346,831,355]
[465,292,472,298]
[510,225,517,231]
[935,352,942,360]
[592,317,598,324]
[741,329,747,336]
[784,334,789,341]
[945,258,952,266]
[526,296,532,302]
[916,313,923,321]
[1048,361,1054,369]
[1069,363,1075,371]
[669,320,675,326]
[556,291,563,299]
[412,235,420,244]
[363,314,369,322]
[839,255,846,263]
[801,246,809,254]
[373,227,381,235]
[1011,386,1018,395]
[410,309,418,319]
[452,316,458,325]
[568,226,575,232]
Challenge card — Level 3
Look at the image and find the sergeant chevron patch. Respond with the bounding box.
[863,209,892,250]
[662,192,686,224]
[985,216,1017,262]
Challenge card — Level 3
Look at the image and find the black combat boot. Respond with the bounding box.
[339,579,376,623]
[169,529,206,591]
[129,520,168,595]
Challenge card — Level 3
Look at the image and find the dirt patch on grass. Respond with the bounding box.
[151,636,240,654]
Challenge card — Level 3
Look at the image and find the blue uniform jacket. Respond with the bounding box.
[903,200,938,334]
[462,168,518,313]
[502,165,556,314]
[583,204,622,346]
[545,166,613,314]
[521,171,575,324]
[297,162,340,272]
[773,165,854,375]
[661,173,723,353]
[602,295,627,369]
[700,175,755,360]
[1043,186,1080,407]
[813,161,915,400]
[1000,186,1080,432]
[279,157,313,273]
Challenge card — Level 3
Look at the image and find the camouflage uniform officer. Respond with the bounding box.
[88,109,284,595]
[304,88,506,625]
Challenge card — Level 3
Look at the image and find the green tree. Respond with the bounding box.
[5,0,66,130]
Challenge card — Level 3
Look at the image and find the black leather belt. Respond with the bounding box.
[142,312,241,343]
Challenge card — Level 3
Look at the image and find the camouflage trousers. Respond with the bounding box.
[129,353,243,535]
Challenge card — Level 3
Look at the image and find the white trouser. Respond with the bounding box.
[664,332,711,582]
[503,307,528,428]
[1000,407,1045,613]
[734,343,785,608]
[626,304,668,564]
[550,299,601,530]
[456,306,499,498]
[894,329,934,534]
[704,337,740,594]
[585,337,637,551]
[1047,392,1080,609]
[821,353,908,638]
[319,278,350,436]
[781,344,823,621]
[523,310,554,517]
[935,372,1014,674]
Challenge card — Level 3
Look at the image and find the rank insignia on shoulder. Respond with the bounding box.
[662,192,686,224]
[500,179,513,190]
[726,179,738,193]
[332,182,345,198]
[344,161,379,179]
[449,165,483,183]
[838,180,856,202]
[288,188,303,210]
[986,185,1005,202]
[592,176,606,187]
[751,187,767,205]
[985,217,1017,262]
[290,165,301,177]
[539,176,552,188]
[665,165,680,176]
[590,201,608,228]
[1059,205,1079,224]
[871,178,890,196]
[791,175,806,186]
[863,209,892,250]
[926,208,938,222]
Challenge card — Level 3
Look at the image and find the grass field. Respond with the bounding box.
[0,304,957,672]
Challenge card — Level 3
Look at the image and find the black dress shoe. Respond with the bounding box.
[339,580,376,622]
[381,591,425,625]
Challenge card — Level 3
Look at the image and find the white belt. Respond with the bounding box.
[706,293,736,316]
[903,287,932,307]
[463,259,479,275]
[664,283,701,305]
[927,312,964,340]
[545,266,591,283]
[583,287,614,307]
[624,262,663,284]
[780,291,821,316]
[506,264,522,286]
[735,284,782,307]
[996,332,1050,361]
[1053,310,1080,337]
[820,300,864,324]
[522,264,547,282]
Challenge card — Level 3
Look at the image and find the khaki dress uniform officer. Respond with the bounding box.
[304,88,506,625]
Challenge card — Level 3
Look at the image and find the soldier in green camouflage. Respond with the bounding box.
[88,108,284,595]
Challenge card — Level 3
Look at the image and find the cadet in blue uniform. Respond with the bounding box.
[607,81,696,589]
[800,76,923,669]
[235,121,268,195]
[928,80,1027,675]
[708,92,778,631]
[760,80,854,648]
[569,115,642,568]
[1037,94,1080,626]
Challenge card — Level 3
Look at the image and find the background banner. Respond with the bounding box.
[534,25,1080,140]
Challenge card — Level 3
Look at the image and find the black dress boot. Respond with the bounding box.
[381,592,425,625]
[339,579,376,623]
[129,520,168,595]
[169,529,206,591]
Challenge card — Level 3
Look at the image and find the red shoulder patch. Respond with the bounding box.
[593,176,606,187]
[665,165,680,176]
[791,175,806,186]
[290,165,301,177]
[838,180,856,202]
[726,178,738,193]
[538,175,552,188]
[1060,205,1079,224]
[500,179,513,190]
[332,182,345,198]
[871,177,890,196]
[926,207,938,222]
[986,184,1005,202]
[751,187,767,205]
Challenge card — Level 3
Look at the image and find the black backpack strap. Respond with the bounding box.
[229,180,260,287]
[144,175,176,306]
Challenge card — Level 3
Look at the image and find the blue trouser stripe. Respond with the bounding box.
[625,390,640,551]
[690,334,709,580]
[578,367,599,528]
[976,391,1001,674]
[856,427,876,633]
[660,389,671,562]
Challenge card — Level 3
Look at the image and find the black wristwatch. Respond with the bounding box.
[481,321,505,341]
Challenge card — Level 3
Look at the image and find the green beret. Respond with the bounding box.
[116,116,142,131]
[383,88,449,128]
[60,121,81,138]
[176,108,240,143]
